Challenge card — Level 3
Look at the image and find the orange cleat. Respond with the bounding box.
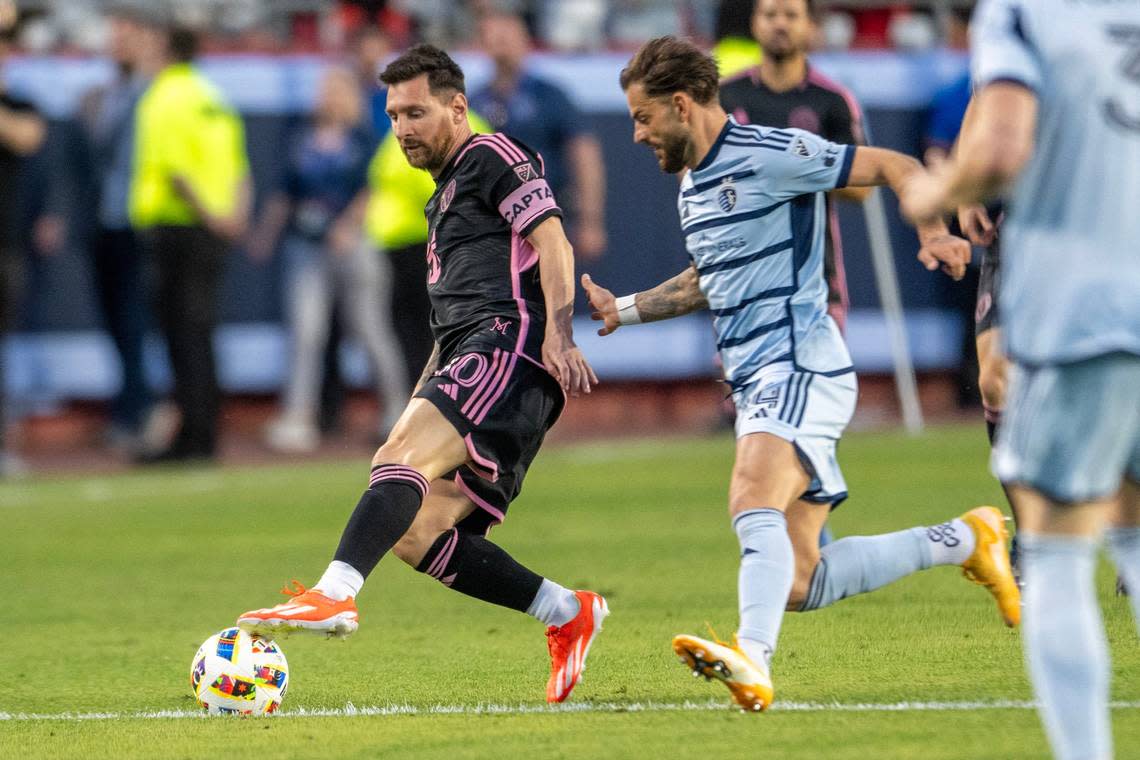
[545,590,609,703]
[672,633,774,713]
[961,506,1021,628]
[237,581,359,638]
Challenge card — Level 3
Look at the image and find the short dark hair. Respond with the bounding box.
[379,44,465,96]
[168,26,198,63]
[619,36,720,105]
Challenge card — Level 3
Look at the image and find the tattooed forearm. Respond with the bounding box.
[634,265,707,323]
[413,343,441,394]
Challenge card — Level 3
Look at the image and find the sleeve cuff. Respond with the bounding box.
[835,145,857,189]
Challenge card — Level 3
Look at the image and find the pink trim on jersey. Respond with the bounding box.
[456,133,522,167]
[464,434,500,482]
[487,132,527,163]
[499,178,558,235]
[806,68,865,142]
[509,232,532,357]
[454,471,506,525]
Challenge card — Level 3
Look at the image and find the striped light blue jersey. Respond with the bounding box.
[679,119,857,389]
[972,0,1140,365]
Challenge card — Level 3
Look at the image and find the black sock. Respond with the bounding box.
[986,419,998,445]
[416,528,543,612]
[333,465,429,579]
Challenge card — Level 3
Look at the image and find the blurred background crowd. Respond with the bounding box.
[0,0,980,477]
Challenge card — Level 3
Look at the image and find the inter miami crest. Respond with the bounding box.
[717,184,738,213]
[440,179,457,213]
[514,162,538,182]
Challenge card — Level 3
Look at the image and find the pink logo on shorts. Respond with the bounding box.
[491,318,512,335]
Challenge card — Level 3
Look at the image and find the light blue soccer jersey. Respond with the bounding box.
[678,119,857,389]
[972,0,1140,365]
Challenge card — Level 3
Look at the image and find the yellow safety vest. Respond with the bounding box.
[713,37,763,80]
[364,111,490,250]
[129,63,249,228]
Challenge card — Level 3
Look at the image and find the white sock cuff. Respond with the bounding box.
[314,560,365,601]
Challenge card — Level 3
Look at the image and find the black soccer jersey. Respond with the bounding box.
[423,132,563,366]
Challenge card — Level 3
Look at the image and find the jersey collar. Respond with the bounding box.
[692,117,735,174]
[436,133,478,185]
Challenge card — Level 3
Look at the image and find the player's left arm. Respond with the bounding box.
[828,93,872,204]
[527,216,599,397]
[900,83,1038,224]
[844,146,972,280]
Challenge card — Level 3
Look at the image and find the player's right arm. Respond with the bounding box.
[844,146,971,279]
[581,265,707,336]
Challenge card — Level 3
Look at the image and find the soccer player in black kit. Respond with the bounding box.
[239,45,608,704]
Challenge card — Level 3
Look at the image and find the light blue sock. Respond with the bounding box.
[734,509,794,666]
[1022,534,1111,760]
[1107,526,1140,625]
[799,528,932,611]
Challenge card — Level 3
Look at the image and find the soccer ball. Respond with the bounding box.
[190,627,289,715]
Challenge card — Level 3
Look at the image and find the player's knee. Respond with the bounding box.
[392,523,440,567]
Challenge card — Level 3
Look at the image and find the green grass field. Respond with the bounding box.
[2,425,1138,759]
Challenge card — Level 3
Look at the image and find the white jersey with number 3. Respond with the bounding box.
[971,0,1140,365]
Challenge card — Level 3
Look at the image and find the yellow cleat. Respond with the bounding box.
[672,633,774,712]
[960,506,1021,627]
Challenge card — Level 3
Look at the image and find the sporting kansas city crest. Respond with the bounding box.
[717,182,738,213]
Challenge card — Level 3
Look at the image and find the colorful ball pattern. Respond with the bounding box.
[190,628,289,715]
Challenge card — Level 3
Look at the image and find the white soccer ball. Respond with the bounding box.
[190,627,289,715]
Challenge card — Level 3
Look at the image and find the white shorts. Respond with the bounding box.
[994,353,1140,503]
[733,368,858,506]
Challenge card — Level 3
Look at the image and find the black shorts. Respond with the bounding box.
[415,345,565,534]
[975,235,1002,334]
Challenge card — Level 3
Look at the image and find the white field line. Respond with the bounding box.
[3,699,1140,722]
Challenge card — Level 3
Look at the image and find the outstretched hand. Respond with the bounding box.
[917,233,972,280]
[581,273,621,336]
[541,331,598,397]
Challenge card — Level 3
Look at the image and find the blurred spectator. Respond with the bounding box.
[71,4,157,449]
[923,7,971,164]
[247,67,408,453]
[606,0,684,48]
[349,25,393,140]
[712,0,762,78]
[719,0,869,334]
[129,21,251,463]
[0,23,46,478]
[363,108,491,390]
[469,10,606,259]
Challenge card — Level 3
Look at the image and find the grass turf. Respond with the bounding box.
[1,425,1138,758]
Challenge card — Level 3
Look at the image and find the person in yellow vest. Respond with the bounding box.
[363,109,490,389]
[129,22,251,463]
